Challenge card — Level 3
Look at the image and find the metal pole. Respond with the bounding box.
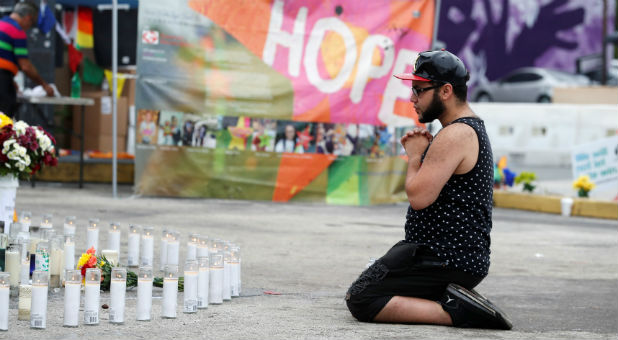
[431,0,442,50]
[112,0,118,198]
[601,0,608,85]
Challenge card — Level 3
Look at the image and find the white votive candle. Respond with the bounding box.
[197,256,209,309]
[110,268,126,324]
[5,245,20,287]
[19,211,31,232]
[108,222,121,255]
[40,214,53,229]
[87,218,100,253]
[64,236,75,271]
[127,225,140,267]
[186,234,199,261]
[196,236,209,258]
[101,249,119,266]
[63,270,81,327]
[223,251,231,301]
[162,265,178,319]
[183,260,198,313]
[63,216,76,237]
[20,256,30,285]
[0,273,9,331]
[30,271,48,329]
[84,268,101,325]
[159,230,169,271]
[209,252,223,304]
[141,227,154,266]
[166,231,179,267]
[136,266,153,321]
[230,246,240,297]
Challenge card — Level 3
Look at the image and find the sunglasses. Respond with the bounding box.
[411,84,444,98]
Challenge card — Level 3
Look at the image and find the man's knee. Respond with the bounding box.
[345,291,392,322]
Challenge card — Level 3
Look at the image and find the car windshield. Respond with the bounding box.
[544,69,581,82]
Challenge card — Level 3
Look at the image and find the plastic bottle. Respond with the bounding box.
[70,73,81,98]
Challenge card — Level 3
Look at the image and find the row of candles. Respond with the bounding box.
[0,212,242,330]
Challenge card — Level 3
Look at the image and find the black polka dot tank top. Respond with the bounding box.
[404,116,493,277]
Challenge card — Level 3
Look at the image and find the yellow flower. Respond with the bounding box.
[573,175,595,192]
[77,253,91,268]
[0,113,12,128]
[100,261,106,267]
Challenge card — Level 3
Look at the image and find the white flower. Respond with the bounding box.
[7,150,19,160]
[17,145,27,157]
[13,121,29,136]
[22,154,31,166]
[5,163,10,169]
[17,163,25,171]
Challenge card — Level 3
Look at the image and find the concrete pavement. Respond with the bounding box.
[2,183,617,339]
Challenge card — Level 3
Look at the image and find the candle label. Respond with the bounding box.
[110,310,117,322]
[30,314,44,328]
[84,310,98,324]
[35,251,49,272]
[197,297,204,307]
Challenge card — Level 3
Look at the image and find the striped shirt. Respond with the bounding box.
[0,16,28,75]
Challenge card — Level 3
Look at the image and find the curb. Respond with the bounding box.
[493,191,618,220]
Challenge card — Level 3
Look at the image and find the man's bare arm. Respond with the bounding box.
[17,58,54,96]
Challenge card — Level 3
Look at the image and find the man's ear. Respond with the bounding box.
[440,83,454,100]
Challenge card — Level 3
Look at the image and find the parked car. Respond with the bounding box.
[584,59,618,86]
[472,67,591,103]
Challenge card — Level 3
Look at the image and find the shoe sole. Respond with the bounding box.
[447,284,513,330]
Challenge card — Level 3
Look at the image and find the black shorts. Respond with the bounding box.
[0,69,17,117]
[345,241,484,322]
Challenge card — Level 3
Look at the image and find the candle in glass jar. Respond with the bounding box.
[5,245,19,287]
[19,211,31,232]
[63,269,81,327]
[141,227,154,267]
[49,236,64,288]
[101,249,119,266]
[40,214,53,229]
[159,229,169,271]
[30,271,48,329]
[196,236,209,258]
[223,249,231,301]
[197,256,209,309]
[136,266,153,321]
[166,231,179,267]
[17,284,31,321]
[110,268,126,324]
[127,225,140,267]
[19,252,30,285]
[209,252,223,304]
[64,236,75,271]
[84,268,101,325]
[186,234,199,261]
[0,273,9,331]
[87,218,99,253]
[63,216,76,237]
[161,265,178,319]
[230,246,240,297]
[183,260,198,313]
[108,222,121,255]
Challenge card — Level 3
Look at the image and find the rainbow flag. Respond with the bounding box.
[76,7,93,48]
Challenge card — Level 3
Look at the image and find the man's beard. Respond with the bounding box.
[418,91,445,123]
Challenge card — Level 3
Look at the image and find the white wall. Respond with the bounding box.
[470,103,618,167]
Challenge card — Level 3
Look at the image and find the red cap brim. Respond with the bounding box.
[394,73,430,81]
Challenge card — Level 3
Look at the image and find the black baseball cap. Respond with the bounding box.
[394,49,468,86]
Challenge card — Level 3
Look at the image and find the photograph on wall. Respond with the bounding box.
[221,116,253,151]
[157,111,184,146]
[136,109,159,145]
[356,124,377,157]
[180,114,199,146]
[373,126,396,157]
[274,121,314,154]
[250,118,277,152]
[192,114,220,149]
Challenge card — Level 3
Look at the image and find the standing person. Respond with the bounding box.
[0,1,54,117]
[345,50,512,330]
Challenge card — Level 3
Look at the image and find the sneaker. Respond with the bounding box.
[440,283,512,330]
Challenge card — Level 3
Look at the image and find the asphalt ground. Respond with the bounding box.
[1,183,616,340]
